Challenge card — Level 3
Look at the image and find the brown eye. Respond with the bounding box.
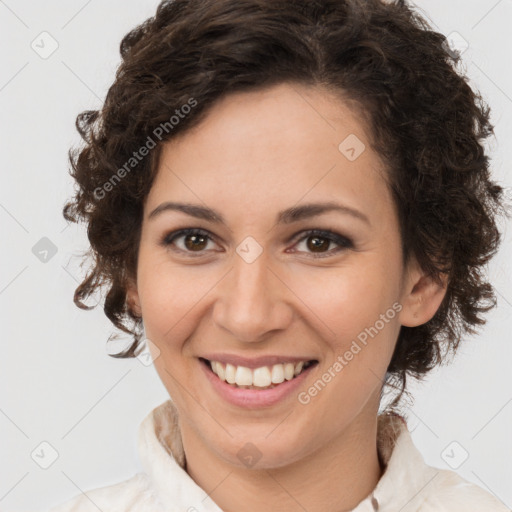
[291,229,353,258]
[161,228,217,256]
[306,235,330,252]
[183,233,208,251]
[160,228,353,259]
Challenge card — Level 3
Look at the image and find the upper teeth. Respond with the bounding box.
[210,360,309,387]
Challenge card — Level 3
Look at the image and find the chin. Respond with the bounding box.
[209,428,313,471]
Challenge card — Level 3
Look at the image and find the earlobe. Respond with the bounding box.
[126,277,142,318]
[399,261,449,328]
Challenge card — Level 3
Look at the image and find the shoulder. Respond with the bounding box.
[416,467,510,511]
[373,413,509,511]
[47,472,165,512]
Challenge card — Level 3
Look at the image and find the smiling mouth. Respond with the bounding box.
[200,357,318,390]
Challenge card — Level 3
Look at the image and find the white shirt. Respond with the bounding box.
[48,399,509,511]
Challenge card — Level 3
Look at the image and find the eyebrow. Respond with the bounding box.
[148,201,371,226]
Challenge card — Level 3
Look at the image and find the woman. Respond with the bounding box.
[50,0,510,510]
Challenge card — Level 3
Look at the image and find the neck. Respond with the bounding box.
[180,409,383,512]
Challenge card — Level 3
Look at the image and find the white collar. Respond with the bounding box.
[135,399,488,511]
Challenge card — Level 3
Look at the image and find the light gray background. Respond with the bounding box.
[1,1,511,510]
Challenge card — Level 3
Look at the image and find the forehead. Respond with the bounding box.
[146,83,394,226]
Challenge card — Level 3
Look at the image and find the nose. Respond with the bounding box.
[212,249,294,343]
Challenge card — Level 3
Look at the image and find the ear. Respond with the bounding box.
[398,257,449,327]
[126,275,142,318]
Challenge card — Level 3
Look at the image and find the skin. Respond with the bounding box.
[127,82,448,512]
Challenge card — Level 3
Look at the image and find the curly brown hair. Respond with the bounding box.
[63,0,510,408]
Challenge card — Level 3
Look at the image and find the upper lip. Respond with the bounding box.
[200,353,318,369]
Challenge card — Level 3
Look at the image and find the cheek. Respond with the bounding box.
[290,263,401,385]
[293,262,397,334]
[136,256,207,350]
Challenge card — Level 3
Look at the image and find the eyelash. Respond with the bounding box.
[160,228,353,259]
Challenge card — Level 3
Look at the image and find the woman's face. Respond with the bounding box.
[128,82,444,469]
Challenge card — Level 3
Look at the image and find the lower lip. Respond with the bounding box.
[200,359,317,408]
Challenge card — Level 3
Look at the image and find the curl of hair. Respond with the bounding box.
[63,0,510,409]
